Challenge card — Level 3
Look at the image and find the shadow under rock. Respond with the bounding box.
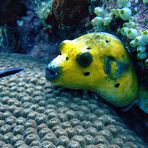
[114,106,148,144]
[52,86,148,144]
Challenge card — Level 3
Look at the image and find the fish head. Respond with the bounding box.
[45,33,138,107]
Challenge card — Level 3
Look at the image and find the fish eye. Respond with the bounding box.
[66,57,69,61]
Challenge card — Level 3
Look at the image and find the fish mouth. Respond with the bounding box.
[45,66,62,81]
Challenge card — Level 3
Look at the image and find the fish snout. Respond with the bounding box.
[45,66,61,81]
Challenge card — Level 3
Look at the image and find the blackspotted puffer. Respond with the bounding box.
[45,32,147,113]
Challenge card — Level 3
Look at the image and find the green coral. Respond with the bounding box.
[35,0,52,21]
[143,0,148,3]
[91,0,148,66]
[129,30,148,60]
[0,26,19,51]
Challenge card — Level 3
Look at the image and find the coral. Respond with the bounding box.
[90,0,148,85]
[35,0,53,22]
[0,0,26,26]
[21,0,36,11]
[91,0,148,62]
[15,0,89,61]
[34,0,90,39]
[0,26,20,53]
[52,0,89,26]
[143,0,148,3]
[35,0,56,34]
[30,43,50,62]
[129,30,148,60]
[16,11,49,54]
[0,53,147,147]
[0,0,91,60]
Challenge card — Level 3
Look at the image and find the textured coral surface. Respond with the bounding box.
[0,53,147,147]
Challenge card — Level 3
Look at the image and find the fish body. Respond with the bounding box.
[45,32,147,112]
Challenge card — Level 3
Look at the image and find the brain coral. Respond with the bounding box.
[0,53,147,147]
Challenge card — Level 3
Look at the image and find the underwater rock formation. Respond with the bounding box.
[0,26,20,53]
[17,11,49,54]
[0,53,147,147]
[0,0,26,26]
[52,0,89,26]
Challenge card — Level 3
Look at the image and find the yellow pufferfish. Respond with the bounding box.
[45,32,148,113]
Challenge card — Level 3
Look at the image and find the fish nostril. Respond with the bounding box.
[46,67,51,71]
[49,69,57,76]
[45,66,60,80]
[46,67,57,75]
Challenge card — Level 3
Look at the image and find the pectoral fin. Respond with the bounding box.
[104,56,129,80]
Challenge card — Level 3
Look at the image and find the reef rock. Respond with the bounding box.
[0,0,26,26]
[52,0,89,26]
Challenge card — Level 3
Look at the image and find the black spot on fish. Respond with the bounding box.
[106,40,109,43]
[114,83,120,88]
[87,47,91,50]
[83,72,90,76]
